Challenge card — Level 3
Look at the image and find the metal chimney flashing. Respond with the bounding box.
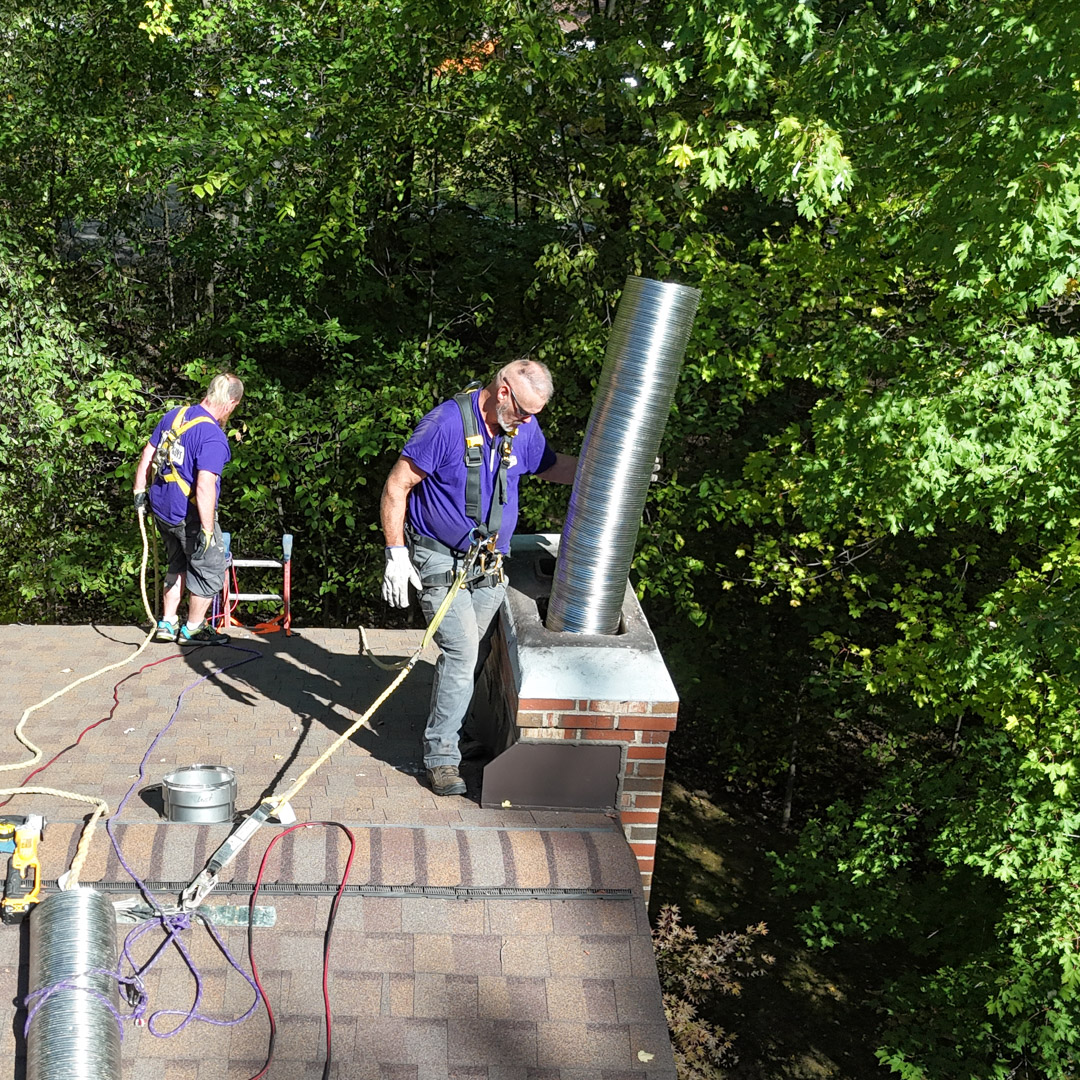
[500,534,678,704]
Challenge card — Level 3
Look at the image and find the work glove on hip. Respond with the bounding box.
[382,546,421,608]
[193,528,215,559]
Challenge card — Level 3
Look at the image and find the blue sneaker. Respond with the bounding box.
[154,619,178,643]
[179,621,230,646]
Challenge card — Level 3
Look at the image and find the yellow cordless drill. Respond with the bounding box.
[1,814,45,924]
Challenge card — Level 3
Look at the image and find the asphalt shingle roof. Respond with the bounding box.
[0,626,676,1079]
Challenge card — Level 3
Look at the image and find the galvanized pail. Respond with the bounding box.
[161,764,237,823]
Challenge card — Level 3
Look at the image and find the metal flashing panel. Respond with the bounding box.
[480,741,622,812]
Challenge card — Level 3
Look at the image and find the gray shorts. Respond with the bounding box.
[155,516,227,598]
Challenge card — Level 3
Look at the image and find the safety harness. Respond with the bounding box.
[408,384,516,590]
[150,405,215,499]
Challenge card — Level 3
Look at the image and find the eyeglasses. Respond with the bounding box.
[502,378,537,420]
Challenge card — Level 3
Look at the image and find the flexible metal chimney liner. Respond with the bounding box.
[545,276,701,634]
[28,888,121,1080]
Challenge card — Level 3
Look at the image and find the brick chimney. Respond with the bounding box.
[473,535,679,901]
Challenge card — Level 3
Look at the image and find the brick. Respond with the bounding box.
[626,746,666,760]
[580,729,636,742]
[621,778,664,794]
[588,700,650,715]
[516,711,546,727]
[521,728,574,741]
[518,698,577,711]
[555,713,615,729]
[629,843,656,858]
[634,859,655,874]
[641,731,670,744]
[629,795,662,810]
[619,811,659,825]
[648,701,680,715]
[613,715,676,732]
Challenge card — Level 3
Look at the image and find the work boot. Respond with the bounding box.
[426,765,466,797]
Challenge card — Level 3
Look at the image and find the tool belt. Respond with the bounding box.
[407,527,506,590]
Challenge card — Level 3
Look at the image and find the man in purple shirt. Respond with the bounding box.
[133,373,244,645]
[381,357,577,796]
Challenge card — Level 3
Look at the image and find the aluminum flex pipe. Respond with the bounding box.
[27,889,121,1080]
[545,276,701,634]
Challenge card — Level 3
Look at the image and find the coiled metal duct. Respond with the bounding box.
[27,889,121,1080]
[545,276,701,635]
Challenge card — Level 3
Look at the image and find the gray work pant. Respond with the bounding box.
[412,544,506,769]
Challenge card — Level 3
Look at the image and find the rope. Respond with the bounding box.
[0,507,161,887]
[359,541,481,673]
[0,787,109,888]
[271,561,470,812]
[106,644,262,909]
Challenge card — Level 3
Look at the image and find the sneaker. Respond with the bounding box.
[179,621,231,646]
[426,765,466,797]
[154,619,178,643]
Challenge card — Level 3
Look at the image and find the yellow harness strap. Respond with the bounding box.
[156,405,215,498]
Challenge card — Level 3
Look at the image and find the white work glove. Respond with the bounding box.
[382,546,422,608]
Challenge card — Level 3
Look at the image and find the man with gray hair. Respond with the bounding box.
[381,357,577,796]
[133,373,244,645]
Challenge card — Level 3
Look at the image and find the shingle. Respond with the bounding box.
[506,976,548,1021]
[486,899,553,936]
[413,972,449,1018]
[356,1016,409,1064]
[498,936,550,978]
[461,830,508,886]
[614,977,665,1024]
[545,831,594,890]
[629,1024,678,1075]
[505,831,551,888]
[351,933,414,974]
[330,972,383,1017]
[445,974,480,1018]
[404,1017,449,1064]
[582,979,618,1023]
[545,978,587,1023]
[389,973,415,1017]
[447,1019,538,1066]
[420,826,464,886]
[379,827,417,884]
[2,627,674,1080]
[452,934,504,975]
[402,898,484,936]
[363,897,404,933]
[414,934,455,974]
[535,1022,590,1067]
[550,899,638,937]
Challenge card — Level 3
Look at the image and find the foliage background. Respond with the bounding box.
[3,1,1080,1077]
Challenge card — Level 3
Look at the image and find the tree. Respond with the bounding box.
[3,3,1080,1073]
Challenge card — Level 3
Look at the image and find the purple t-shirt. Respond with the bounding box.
[147,404,231,526]
[403,394,556,554]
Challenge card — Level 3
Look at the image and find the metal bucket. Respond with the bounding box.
[161,764,236,823]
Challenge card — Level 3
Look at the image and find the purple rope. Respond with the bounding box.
[75,642,264,1037]
[23,968,128,1038]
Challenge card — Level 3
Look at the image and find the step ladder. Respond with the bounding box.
[218,532,293,635]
